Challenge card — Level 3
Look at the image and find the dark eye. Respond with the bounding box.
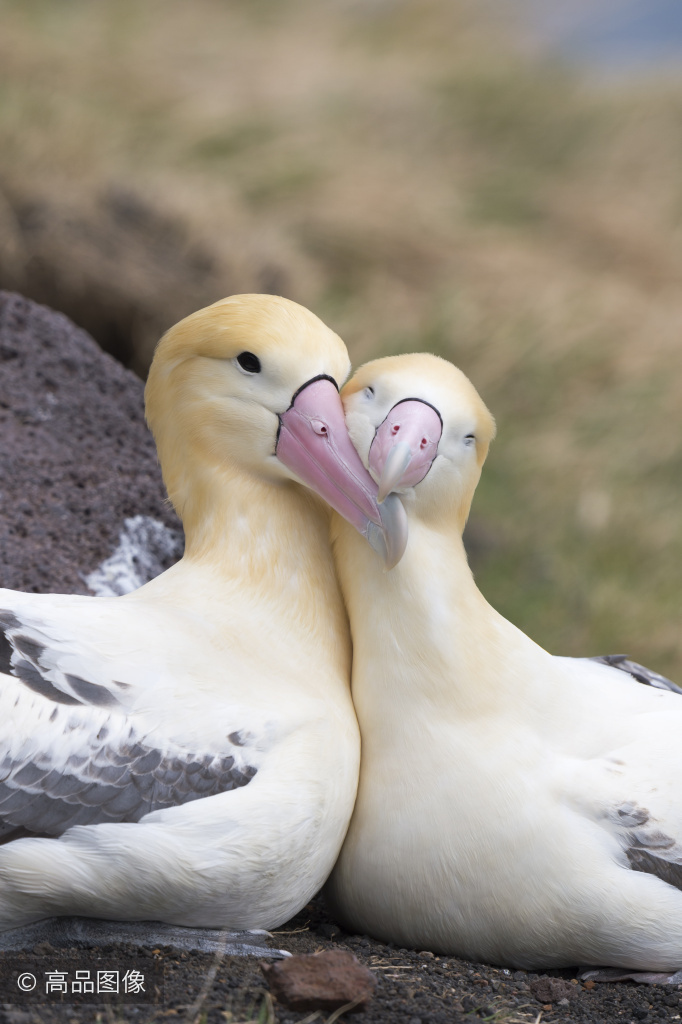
[236,351,261,374]
[364,386,374,398]
[464,434,476,445]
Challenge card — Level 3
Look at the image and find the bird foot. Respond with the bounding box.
[580,966,682,985]
[0,917,291,957]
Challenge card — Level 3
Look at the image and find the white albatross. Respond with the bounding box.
[325,353,682,973]
[0,294,403,934]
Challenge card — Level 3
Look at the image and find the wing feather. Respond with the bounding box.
[611,803,682,892]
[0,602,259,841]
[589,654,682,695]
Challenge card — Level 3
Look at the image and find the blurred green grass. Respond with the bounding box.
[0,0,680,675]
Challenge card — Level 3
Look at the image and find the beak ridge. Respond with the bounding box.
[377,442,412,504]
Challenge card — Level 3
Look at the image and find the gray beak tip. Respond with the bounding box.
[367,493,408,570]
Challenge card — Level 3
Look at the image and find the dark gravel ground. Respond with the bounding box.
[0,293,679,1024]
[2,897,679,1024]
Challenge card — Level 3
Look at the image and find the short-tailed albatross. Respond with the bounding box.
[326,353,682,975]
[0,295,403,936]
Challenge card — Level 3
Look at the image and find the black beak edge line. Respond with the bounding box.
[369,396,444,456]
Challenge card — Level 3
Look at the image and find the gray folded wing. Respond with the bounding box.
[613,802,682,893]
[589,654,682,695]
[0,609,257,840]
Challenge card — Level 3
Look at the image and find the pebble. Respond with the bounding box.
[261,949,376,1012]
[530,976,579,1003]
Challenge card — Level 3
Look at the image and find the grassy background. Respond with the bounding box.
[1,0,681,676]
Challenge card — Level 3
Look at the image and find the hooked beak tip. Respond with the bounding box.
[376,441,413,504]
[367,492,408,570]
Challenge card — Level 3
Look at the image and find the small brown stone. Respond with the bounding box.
[530,977,579,1003]
[261,950,377,1012]
[32,941,56,955]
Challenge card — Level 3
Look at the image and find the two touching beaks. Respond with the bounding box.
[276,374,443,571]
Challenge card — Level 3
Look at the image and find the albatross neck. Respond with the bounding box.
[172,463,347,632]
[334,511,554,720]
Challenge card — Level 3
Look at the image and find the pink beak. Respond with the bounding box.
[369,399,443,502]
[276,377,407,568]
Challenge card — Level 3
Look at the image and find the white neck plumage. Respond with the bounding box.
[333,508,558,728]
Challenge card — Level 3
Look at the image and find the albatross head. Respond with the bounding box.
[342,353,496,544]
[145,294,401,563]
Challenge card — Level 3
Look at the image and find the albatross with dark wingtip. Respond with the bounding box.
[0,294,403,933]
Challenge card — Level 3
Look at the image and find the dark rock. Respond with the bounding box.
[261,949,376,1012]
[0,292,182,595]
[530,976,578,1003]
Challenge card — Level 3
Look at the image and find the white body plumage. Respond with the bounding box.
[0,295,378,931]
[327,354,682,970]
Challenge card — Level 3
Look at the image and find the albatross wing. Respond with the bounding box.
[587,654,682,695]
[0,592,258,840]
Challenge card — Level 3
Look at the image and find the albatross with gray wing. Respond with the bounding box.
[0,295,400,938]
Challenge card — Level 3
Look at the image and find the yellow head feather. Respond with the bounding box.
[145,294,350,534]
[343,352,496,534]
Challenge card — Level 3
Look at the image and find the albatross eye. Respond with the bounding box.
[464,434,476,446]
[236,351,261,374]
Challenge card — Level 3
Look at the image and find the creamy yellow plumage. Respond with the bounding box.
[327,352,682,973]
